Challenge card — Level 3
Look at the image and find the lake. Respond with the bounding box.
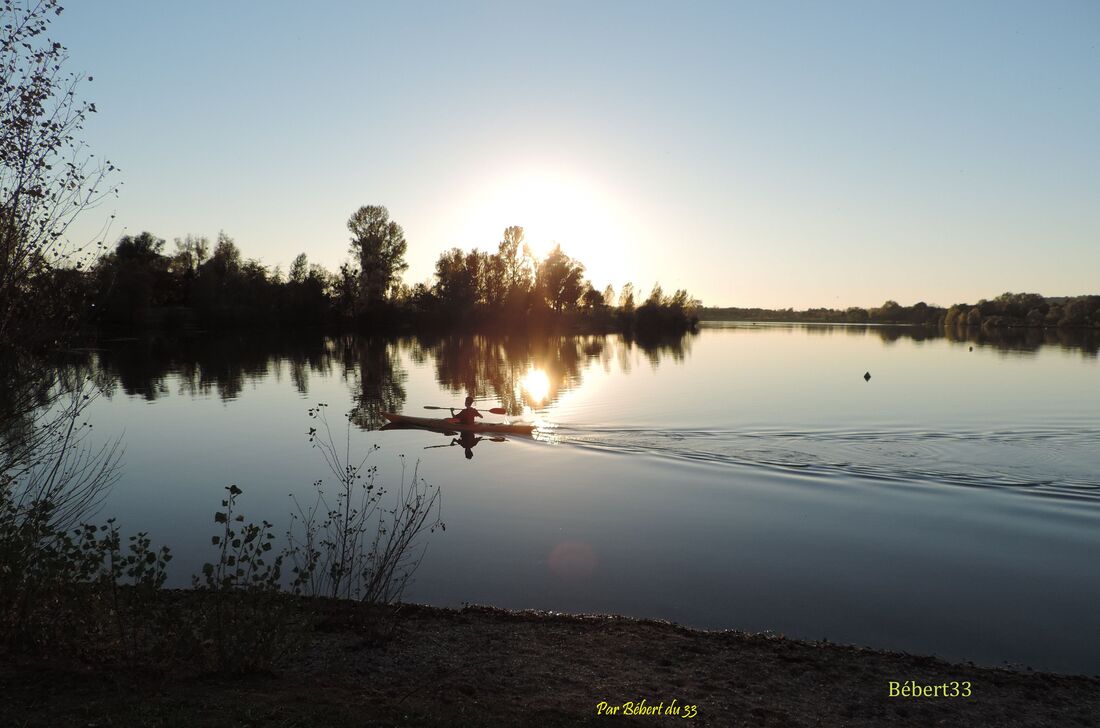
[59,323,1100,674]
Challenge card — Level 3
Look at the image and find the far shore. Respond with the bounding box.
[3,593,1096,727]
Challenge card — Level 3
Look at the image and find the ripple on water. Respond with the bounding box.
[547,426,1100,503]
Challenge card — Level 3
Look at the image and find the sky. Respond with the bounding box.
[53,1,1099,309]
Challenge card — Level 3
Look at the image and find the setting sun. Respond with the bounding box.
[450,167,639,288]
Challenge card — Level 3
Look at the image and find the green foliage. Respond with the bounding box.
[0,485,173,659]
[194,485,282,592]
[289,404,443,604]
[190,484,295,673]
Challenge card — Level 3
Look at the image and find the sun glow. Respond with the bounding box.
[520,367,551,407]
[451,167,639,288]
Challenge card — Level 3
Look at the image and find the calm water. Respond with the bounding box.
[59,324,1100,673]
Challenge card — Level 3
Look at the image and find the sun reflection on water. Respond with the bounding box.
[519,367,559,440]
[520,367,550,407]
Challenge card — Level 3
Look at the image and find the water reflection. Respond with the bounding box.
[44,322,1098,435]
[703,321,1100,357]
[380,421,514,460]
[342,336,408,430]
[45,322,1099,437]
[87,333,341,401]
[419,332,693,415]
[14,325,1100,674]
[54,331,695,430]
[429,431,509,460]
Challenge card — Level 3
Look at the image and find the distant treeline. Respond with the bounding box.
[702,292,1100,330]
[55,207,697,337]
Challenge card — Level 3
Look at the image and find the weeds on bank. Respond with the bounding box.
[191,483,298,673]
[289,404,444,604]
[1,403,444,675]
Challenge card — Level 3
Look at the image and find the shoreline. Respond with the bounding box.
[4,594,1097,727]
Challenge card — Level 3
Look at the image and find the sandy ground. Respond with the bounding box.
[3,599,1098,727]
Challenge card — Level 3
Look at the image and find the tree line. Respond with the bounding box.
[701,292,1100,330]
[67,206,699,336]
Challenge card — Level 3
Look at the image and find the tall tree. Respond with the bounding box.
[289,253,309,284]
[581,284,605,310]
[434,247,480,308]
[206,232,241,277]
[114,232,165,262]
[536,244,586,313]
[618,282,635,313]
[170,234,210,276]
[498,226,532,293]
[347,205,408,308]
[93,232,170,323]
[1,0,118,344]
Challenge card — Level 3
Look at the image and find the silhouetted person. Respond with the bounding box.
[452,431,483,459]
[450,395,482,426]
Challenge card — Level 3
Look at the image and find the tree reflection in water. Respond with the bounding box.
[707,322,1099,358]
[43,332,692,425]
[419,331,693,416]
[343,336,408,430]
[38,323,1092,434]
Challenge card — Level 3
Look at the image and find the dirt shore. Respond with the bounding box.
[3,599,1097,727]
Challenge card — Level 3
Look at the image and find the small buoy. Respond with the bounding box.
[969,346,973,351]
[863,372,871,381]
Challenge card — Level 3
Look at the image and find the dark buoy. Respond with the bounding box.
[969,346,973,351]
[863,372,871,381]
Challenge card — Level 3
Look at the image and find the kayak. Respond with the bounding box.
[380,412,535,436]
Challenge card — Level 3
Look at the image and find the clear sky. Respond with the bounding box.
[54,1,1098,309]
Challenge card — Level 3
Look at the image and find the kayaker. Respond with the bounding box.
[450,396,483,426]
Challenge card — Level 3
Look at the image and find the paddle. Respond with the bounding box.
[423,435,507,449]
[424,405,508,415]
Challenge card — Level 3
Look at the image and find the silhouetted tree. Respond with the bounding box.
[170,235,210,277]
[0,0,118,345]
[434,247,480,310]
[618,283,635,313]
[115,232,165,262]
[347,205,408,308]
[845,307,870,323]
[944,305,967,328]
[289,253,309,284]
[92,232,172,324]
[582,284,605,310]
[870,300,903,323]
[498,226,533,298]
[208,232,242,276]
[536,244,585,312]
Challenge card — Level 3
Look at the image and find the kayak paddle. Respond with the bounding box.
[424,405,508,415]
[423,435,508,449]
